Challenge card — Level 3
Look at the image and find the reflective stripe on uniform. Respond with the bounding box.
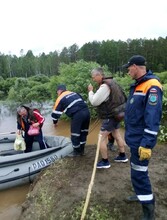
[52,110,63,115]
[81,129,89,132]
[71,133,80,137]
[64,98,82,113]
[144,128,158,135]
[131,162,148,172]
[134,92,146,96]
[73,144,80,149]
[137,194,154,201]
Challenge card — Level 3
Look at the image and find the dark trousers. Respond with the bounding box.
[71,109,90,150]
[24,130,47,153]
[130,148,154,204]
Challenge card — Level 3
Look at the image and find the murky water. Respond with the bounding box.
[0,105,101,220]
[0,184,30,220]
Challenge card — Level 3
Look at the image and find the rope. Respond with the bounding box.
[0,168,19,177]
[80,133,102,220]
[0,131,16,135]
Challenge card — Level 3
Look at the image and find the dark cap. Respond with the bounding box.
[122,55,146,68]
[56,84,66,92]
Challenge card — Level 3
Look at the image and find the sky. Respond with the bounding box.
[1,0,167,56]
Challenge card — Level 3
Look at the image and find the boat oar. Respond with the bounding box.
[0,131,16,135]
[80,133,102,220]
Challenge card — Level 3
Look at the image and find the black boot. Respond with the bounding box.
[80,144,85,155]
[141,203,155,220]
[67,147,84,157]
[126,195,139,202]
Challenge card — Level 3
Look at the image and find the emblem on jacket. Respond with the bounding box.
[148,93,158,105]
[130,98,134,104]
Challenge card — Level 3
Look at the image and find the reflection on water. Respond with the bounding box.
[0,103,101,220]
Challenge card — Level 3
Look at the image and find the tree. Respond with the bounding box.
[49,60,111,119]
[68,44,79,62]
[26,84,51,104]
[21,50,36,77]
[59,47,70,64]
[78,41,101,62]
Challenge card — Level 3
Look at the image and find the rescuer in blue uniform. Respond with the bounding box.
[51,84,90,156]
[123,55,163,220]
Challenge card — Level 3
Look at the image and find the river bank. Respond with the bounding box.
[18,143,167,220]
[0,104,166,219]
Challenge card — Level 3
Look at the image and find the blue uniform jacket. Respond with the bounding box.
[51,90,88,123]
[125,70,163,149]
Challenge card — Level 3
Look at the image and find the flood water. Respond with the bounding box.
[0,105,101,220]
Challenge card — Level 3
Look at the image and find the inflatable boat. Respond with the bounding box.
[0,135,73,190]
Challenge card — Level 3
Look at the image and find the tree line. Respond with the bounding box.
[0,37,167,79]
[0,60,166,142]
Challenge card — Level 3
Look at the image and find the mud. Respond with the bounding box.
[18,143,167,220]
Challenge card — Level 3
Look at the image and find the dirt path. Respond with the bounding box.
[18,143,167,220]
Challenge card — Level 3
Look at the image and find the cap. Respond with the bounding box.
[56,84,66,91]
[122,55,146,68]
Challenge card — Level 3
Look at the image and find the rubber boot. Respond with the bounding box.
[80,144,85,156]
[126,195,139,202]
[141,203,155,220]
[68,146,84,157]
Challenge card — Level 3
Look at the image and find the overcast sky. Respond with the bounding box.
[1,0,167,56]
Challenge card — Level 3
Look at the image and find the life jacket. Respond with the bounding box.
[96,78,127,119]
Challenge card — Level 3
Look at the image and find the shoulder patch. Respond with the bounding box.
[150,88,157,93]
[148,93,158,105]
